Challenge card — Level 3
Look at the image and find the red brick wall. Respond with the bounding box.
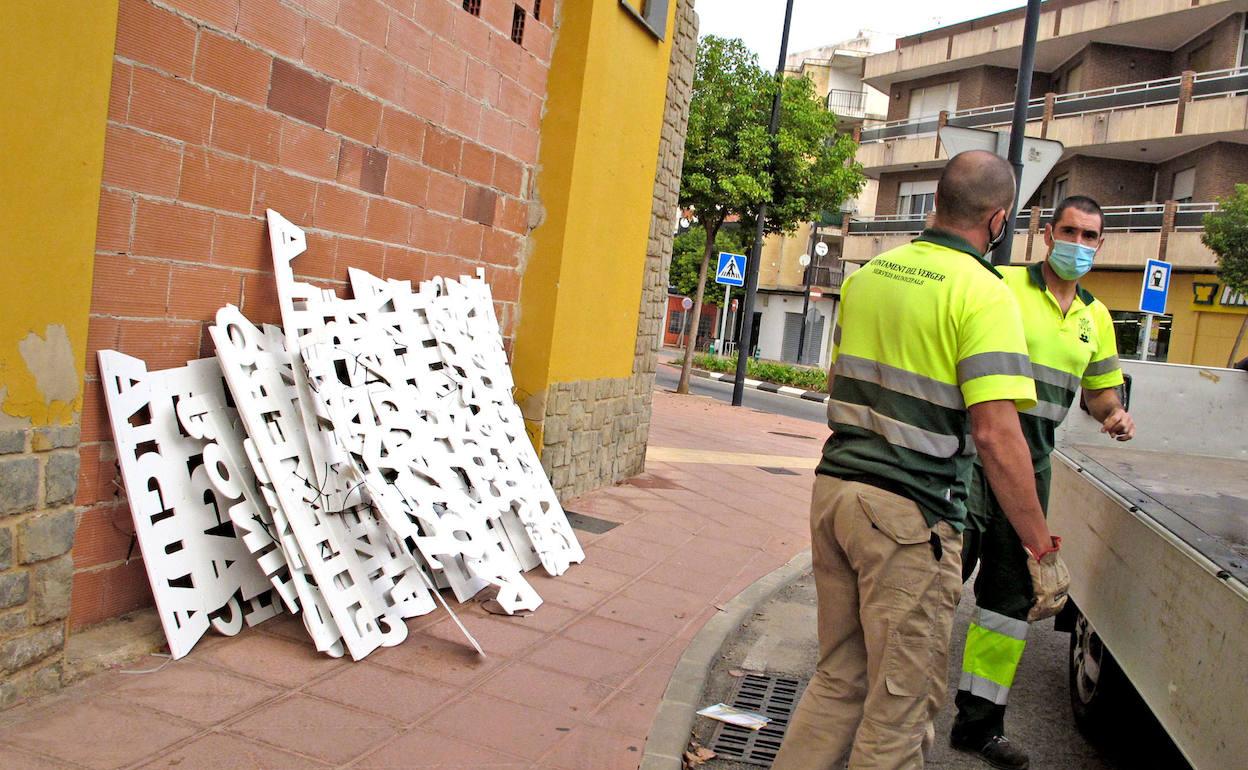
[874,170,942,216]
[1075,43,1174,90]
[1154,142,1248,202]
[1173,13,1243,73]
[1040,156,1154,208]
[75,0,555,631]
[886,66,1051,121]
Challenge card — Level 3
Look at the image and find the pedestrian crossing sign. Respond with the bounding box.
[716,252,746,287]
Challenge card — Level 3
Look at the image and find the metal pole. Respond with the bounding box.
[796,227,819,364]
[1137,313,1154,362]
[733,0,796,406]
[718,284,730,352]
[993,0,1043,266]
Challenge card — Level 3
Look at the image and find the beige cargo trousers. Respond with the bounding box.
[773,475,963,770]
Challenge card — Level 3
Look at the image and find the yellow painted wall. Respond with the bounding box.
[0,2,118,426]
[1079,270,1245,367]
[513,0,677,426]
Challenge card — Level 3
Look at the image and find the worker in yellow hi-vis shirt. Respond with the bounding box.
[950,196,1134,770]
[774,150,1067,770]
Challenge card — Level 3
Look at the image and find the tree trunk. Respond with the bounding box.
[1227,312,1248,367]
[676,224,720,394]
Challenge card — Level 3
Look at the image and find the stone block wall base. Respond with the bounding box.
[62,607,165,686]
[0,424,81,711]
[540,374,654,499]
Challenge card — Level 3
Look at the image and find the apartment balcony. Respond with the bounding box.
[842,203,1219,269]
[855,67,1248,176]
[828,89,867,119]
[862,0,1245,90]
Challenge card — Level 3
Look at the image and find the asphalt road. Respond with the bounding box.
[654,363,828,425]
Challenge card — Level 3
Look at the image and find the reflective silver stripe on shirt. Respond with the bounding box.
[1085,355,1120,377]
[1022,399,1070,423]
[973,607,1030,640]
[828,401,961,457]
[958,672,1012,705]
[833,324,842,347]
[835,354,965,410]
[1030,362,1080,393]
[956,352,1033,384]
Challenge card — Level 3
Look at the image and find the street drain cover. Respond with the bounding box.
[758,466,799,476]
[707,673,807,766]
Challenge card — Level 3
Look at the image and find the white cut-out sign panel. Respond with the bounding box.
[97,352,278,659]
[210,307,434,660]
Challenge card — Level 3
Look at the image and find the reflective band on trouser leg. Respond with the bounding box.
[959,607,1029,706]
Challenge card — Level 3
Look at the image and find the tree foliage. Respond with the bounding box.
[679,36,864,237]
[672,34,864,390]
[1202,183,1248,364]
[1203,183,1248,294]
[670,225,746,306]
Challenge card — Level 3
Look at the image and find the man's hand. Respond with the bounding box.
[1024,537,1070,621]
[1099,407,1134,441]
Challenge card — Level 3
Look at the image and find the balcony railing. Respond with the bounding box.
[858,66,1248,144]
[827,88,867,118]
[845,202,1219,236]
[806,265,845,290]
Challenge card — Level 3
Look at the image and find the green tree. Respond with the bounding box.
[1201,183,1248,365]
[674,35,864,392]
[670,225,746,306]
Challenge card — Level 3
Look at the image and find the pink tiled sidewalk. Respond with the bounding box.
[0,391,821,769]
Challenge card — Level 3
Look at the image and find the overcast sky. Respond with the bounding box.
[695,0,1029,67]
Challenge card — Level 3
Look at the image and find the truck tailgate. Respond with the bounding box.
[1050,446,1248,769]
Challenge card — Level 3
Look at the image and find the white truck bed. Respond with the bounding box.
[1051,361,1248,770]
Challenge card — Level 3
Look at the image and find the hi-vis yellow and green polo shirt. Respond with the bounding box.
[819,229,1037,529]
[996,262,1124,469]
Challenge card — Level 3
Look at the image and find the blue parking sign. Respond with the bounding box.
[1139,259,1171,315]
[715,252,746,287]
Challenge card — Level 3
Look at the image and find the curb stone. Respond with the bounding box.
[685,366,829,404]
[638,549,815,770]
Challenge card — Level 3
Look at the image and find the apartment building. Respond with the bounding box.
[750,32,893,367]
[844,0,1248,367]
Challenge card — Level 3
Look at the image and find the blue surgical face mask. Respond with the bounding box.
[1048,239,1096,280]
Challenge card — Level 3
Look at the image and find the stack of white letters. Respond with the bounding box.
[98,210,584,661]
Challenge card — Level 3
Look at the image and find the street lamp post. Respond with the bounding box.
[732,0,796,406]
[795,224,822,365]
[994,0,1043,265]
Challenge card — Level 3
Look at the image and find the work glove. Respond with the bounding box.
[1023,536,1070,622]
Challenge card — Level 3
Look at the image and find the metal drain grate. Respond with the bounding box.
[757,466,799,476]
[707,673,807,766]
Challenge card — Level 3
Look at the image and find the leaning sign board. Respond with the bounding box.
[938,126,1063,216]
[716,252,746,287]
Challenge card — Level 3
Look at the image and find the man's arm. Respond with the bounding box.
[1084,387,1134,441]
[970,399,1054,556]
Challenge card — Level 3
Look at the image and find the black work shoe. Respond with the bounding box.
[949,734,1030,770]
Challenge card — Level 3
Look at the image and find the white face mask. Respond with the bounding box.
[1048,239,1096,280]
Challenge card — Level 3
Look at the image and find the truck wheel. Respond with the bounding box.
[1069,608,1126,735]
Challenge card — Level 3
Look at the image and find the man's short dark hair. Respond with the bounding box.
[935,151,1017,229]
[1051,195,1104,234]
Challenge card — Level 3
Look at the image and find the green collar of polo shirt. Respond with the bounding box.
[1027,260,1095,305]
[914,228,1002,277]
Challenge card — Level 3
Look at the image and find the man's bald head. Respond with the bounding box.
[934,150,1016,229]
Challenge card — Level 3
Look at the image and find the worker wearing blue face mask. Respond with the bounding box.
[950,196,1135,770]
